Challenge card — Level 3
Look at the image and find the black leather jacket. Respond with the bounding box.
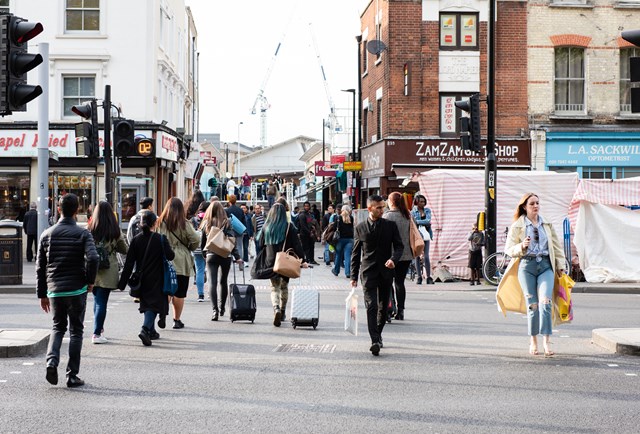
[36,217,99,298]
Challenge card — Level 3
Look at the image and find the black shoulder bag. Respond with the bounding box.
[128,234,154,298]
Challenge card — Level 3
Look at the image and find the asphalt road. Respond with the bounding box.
[1,285,639,433]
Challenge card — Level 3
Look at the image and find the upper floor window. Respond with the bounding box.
[440,13,479,50]
[554,47,585,113]
[376,99,382,139]
[620,47,640,113]
[440,94,468,135]
[552,0,588,5]
[362,39,368,75]
[0,0,9,14]
[66,0,100,32]
[63,75,95,117]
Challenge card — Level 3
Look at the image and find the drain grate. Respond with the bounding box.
[274,344,336,353]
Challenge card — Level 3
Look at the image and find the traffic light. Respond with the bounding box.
[0,14,44,115]
[113,119,135,157]
[455,93,481,152]
[71,99,99,157]
[622,30,640,113]
[134,137,155,157]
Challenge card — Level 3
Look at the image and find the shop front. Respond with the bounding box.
[546,131,640,179]
[360,138,531,198]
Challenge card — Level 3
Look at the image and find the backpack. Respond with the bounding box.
[96,241,111,270]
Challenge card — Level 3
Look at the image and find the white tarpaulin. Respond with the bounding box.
[416,170,579,279]
[574,203,640,283]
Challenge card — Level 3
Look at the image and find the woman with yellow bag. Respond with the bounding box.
[497,193,565,357]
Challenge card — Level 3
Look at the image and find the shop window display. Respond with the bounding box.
[0,175,30,220]
[48,174,93,221]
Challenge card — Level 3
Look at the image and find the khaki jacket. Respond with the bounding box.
[157,221,200,276]
[496,215,566,316]
[94,234,128,289]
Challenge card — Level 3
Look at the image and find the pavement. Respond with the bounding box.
[1,259,639,358]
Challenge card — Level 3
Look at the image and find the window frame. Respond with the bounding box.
[554,47,586,114]
[439,13,479,51]
[65,0,101,33]
[376,99,382,140]
[620,47,640,114]
[439,93,467,136]
[362,107,369,145]
[0,0,10,14]
[62,75,96,118]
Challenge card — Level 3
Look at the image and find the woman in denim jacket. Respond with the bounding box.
[410,194,433,284]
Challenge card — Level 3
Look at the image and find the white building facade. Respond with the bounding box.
[0,0,198,226]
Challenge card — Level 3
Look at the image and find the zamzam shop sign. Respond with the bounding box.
[0,131,76,157]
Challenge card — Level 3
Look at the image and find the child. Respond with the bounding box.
[467,224,485,285]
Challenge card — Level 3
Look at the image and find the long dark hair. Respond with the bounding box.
[185,190,205,219]
[140,211,157,235]
[157,197,186,232]
[88,201,120,242]
[388,191,411,219]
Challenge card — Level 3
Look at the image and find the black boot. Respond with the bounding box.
[273,306,282,327]
[138,326,152,346]
[211,308,219,321]
[280,305,287,322]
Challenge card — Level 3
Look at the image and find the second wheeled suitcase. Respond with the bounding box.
[230,263,256,323]
[290,288,320,329]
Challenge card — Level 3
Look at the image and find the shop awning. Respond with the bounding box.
[391,164,432,181]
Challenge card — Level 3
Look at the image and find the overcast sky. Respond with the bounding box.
[185,0,365,148]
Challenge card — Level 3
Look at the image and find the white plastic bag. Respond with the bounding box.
[344,288,358,336]
[418,226,432,241]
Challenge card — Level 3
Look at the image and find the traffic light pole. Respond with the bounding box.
[485,0,497,256]
[103,85,113,207]
[36,42,49,240]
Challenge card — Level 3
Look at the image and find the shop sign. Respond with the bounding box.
[343,161,362,171]
[547,132,640,167]
[361,141,386,179]
[0,130,77,158]
[157,131,178,161]
[314,160,337,176]
[330,154,346,165]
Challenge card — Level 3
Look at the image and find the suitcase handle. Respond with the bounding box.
[232,261,246,285]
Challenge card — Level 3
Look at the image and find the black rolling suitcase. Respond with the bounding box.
[230,263,257,323]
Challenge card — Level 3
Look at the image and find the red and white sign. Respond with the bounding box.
[314,160,337,176]
[330,154,346,165]
[157,131,178,161]
[0,130,77,157]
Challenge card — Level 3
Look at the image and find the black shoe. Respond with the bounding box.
[395,310,404,321]
[476,280,481,286]
[470,281,476,286]
[310,261,320,265]
[149,330,160,340]
[416,279,422,285]
[66,375,85,388]
[138,327,152,346]
[211,311,219,321]
[331,269,339,277]
[46,365,58,385]
[173,319,185,329]
[427,277,434,285]
[369,342,380,356]
[219,306,225,317]
[273,306,282,327]
[198,295,205,302]
[157,315,166,329]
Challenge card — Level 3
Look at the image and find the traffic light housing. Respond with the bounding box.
[71,99,99,157]
[113,119,135,157]
[0,14,44,115]
[455,93,481,152]
[134,137,155,157]
[622,30,640,113]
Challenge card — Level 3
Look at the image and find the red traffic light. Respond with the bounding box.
[71,102,93,119]
[10,19,43,44]
[622,30,640,47]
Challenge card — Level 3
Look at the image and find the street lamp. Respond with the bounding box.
[341,89,356,206]
[237,121,243,181]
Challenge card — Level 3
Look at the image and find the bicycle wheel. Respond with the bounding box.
[483,252,511,286]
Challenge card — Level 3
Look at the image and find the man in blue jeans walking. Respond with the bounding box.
[37,193,99,388]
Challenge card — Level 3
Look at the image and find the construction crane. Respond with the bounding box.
[309,22,340,149]
[250,5,299,148]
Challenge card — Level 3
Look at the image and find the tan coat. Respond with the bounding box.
[496,215,566,316]
[94,234,128,289]
[157,221,200,276]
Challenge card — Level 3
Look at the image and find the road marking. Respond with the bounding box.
[625,373,637,376]
[10,371,21,374]
[560,335,570,338]
[22,362,34,366]
[607,364,619,367]
[0,380,7,383]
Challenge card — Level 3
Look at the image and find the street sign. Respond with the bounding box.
[343,161,362,171]
[314,160,337,176]
[330,154,346,165]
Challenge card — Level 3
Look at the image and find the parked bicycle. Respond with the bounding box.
[482,227,510,286]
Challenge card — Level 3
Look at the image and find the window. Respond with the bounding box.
[619,168,640,178]
[66,0,100,32]
[403,63,410,96]
[552,0,588,4]
[440,94,467,135]
[0,0,9,14]
[375,22,382,61]
[582,167,612,179]
[620,48,640,113]
[362,40,368,75]
[376,99,382,139]
[555,47,585,113]
[440,13,479,50]
[362,107,368,145]
[63,76,95,117]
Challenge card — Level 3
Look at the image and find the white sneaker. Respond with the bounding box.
[92,334,108,344]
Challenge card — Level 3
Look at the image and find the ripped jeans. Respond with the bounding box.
[518,256,554,336]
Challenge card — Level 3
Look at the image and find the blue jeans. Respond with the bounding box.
[333,238,353,277]
[46,293,87,377]
[143,310,157,332]
[324,242,331,265]
[92,287,111,335]
[518,256,554,336]
[193,253,206,297]
[243,234,250,262]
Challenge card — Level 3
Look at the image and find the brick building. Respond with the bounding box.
[528,0,640,179]
[358,0,531,198]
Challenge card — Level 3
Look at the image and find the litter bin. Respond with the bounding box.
[0,220,23,285]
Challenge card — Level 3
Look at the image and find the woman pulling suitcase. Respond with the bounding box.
[199,201,243,321]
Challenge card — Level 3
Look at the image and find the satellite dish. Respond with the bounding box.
[366,40,387,55]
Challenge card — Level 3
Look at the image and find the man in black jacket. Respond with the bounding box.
[298,201,320,265]
[37,193,99,388]
[22,202,38,262]
[350,195,403,356]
